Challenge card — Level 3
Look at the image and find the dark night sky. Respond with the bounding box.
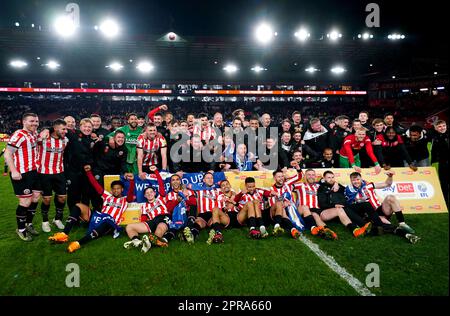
[0,0,446,42]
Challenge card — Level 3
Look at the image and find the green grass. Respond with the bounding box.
[0,142,448,296]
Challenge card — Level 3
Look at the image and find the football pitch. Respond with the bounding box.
[0,143,448,296]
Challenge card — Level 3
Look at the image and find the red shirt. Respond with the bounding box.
[141,196,169,220]
[8,129,38,173]
[340,134,378,166]
[37,136,68,174]
[268,172,302,207]
[101,191,128,224]
[137,134,167,166]
[293,182,320,209]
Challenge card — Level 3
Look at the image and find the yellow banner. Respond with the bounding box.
[104,167,447,225]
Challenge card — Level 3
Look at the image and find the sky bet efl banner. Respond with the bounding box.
[105,167,447,225]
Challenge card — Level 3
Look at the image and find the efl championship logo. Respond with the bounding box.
[417,183,429,198]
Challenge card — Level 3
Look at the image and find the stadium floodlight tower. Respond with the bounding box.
[305,66,319,73]
[251,65,267,73]
[99,19,120,38]
[45,60,61,70]
[54,15,77,38]
[327,29,342,41]
[331,66,346,74]
[9,59,28,68]
[223,64,238,73]
[106,62,124,72]
[358,32,374,40]
[255,22,276,44]
[136,61,154,73]
[294,28,311,41]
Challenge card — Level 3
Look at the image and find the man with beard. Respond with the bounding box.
[4,113,41,241]
[329,115,351,164]
[289,131,319,163]
[107,113,143,174]
[137,124,168,178]
[48,118,96,241]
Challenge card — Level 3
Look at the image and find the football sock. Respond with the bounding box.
[26,202,38,224]
[303,215,316,229]
[54,199,65,220]
[64,205,82,234]
[395,211,405,223]
[274,215,283,225]
[16,205,28,230]
[281,218,294,230]
[248,217,256,230]
[41,203,50,222]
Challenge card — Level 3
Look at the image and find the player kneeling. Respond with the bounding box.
[124,166,170,252]
[49,165,134,253]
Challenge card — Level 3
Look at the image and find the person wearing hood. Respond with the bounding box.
[404,125,431,167]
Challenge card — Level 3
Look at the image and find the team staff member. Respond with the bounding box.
[4,113,41,241]
[48,118,96,238]
[88,129,129,211]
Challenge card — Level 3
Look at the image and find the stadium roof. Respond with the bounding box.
[0,0,447,84]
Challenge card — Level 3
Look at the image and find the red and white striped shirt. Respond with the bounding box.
[141,196,169,220]
[101,191,128,224]
[162,189,195,204]
[192,125,216,143]
[37,136,68,174]
[353,182,382,209]
[137,134,167,166]
[7,129,38,174]
[269,172,302,207]
[196,188,221,213]
[236,189,267,210]
[293,182,320,209]
[217,191,238,213]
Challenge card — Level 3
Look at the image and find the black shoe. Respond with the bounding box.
[16,229,33,241]
[26,224,40,236]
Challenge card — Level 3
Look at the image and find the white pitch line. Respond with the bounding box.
[299,235,375,296]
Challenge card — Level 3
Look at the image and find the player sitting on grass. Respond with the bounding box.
[267,169,303,239]
[159,173,197,243]
[124,166,170,252]
[292,169,340,240]
[345,171,420,244]
[183,172,222,244]
[49,165,135,253]
[233,177,271,239]
[315,170,371,239]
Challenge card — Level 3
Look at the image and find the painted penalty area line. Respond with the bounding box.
[299,235,375,296]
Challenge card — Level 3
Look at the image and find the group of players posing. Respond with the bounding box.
[4,112,420,254]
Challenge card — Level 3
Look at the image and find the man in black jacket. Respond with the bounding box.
[404,125,431,167]
[431,120,449,204]
[90,114,110,141]
[303,118,330,155]
[316,170,371,237]
[89,130,130,210]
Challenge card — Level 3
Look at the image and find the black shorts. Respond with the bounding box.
[227,211,243,228]
[310,208,323,215]
[39,173,67,197]
[145,214,171,233]
[262,207,274,226]
[197,212,213,226]
[375,206,390,218]
[10,170,40,197]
